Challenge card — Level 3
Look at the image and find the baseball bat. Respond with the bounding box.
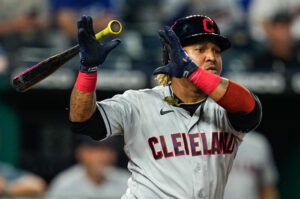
[12,20,122,92]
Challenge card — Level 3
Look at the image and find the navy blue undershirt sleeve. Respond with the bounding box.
[227,94,262,132]
[69,109,107,140]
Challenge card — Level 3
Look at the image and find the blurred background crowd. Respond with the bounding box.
[0,0,300,198]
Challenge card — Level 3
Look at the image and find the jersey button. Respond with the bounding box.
[198,192,204,198]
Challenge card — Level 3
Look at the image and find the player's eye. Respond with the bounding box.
[213,48,221,55]
[195,48,205,53]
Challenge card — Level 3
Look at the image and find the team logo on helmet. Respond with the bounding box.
[203,18,215,33]
[171,15,231,51]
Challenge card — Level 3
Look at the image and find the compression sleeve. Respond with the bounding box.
[70,109,107,140]
[214,80,261,132]
[227,94,262,132]
[216,80,255,113]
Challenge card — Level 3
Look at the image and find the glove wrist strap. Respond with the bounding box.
[75,71,97,93]
[80,65,99,73]
[189,67,221,95]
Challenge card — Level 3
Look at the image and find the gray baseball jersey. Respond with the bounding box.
[97,85,245,199]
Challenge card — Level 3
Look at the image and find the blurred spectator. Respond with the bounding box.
[0,0,49,37]
[251,11,300,72]
[248,0,300,42]
[50,0,123,42]
[160,0,245,37]
[0,0,52,74]
[224,131,279,199]
[0,161,46,197]
[0,99,45,197]
[0,44,8,74]
[46,136,130,199]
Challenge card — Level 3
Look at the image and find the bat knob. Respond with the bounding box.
[109,20,122,34]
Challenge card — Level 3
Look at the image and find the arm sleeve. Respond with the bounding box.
[217,80,255,113]
[69,109,107,140]
[227,94,262,132]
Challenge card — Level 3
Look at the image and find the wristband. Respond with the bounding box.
[188,67,222,95]
[75,71,97,93]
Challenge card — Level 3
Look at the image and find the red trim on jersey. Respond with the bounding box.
[189,67,222,95]
[217,80,255,113]
[75,71,97,93]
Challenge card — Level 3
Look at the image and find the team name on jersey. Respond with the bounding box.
[148,132,236,160]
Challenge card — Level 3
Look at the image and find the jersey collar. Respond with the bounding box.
[164,84,206,106]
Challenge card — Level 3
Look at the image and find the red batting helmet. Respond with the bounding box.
[171,15,231,51]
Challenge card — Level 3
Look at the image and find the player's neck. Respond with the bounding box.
[171,77,207,104]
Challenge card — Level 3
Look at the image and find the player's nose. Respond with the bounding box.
[205,49,217,62]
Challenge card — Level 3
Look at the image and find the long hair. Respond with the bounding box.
[155,74,170,86]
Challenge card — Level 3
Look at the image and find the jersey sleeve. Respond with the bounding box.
[97,90,140,139]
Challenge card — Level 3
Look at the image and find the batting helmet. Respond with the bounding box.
[171,15,231,51]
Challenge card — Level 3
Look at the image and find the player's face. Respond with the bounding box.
[184,41,222,75]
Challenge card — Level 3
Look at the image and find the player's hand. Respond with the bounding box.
[153,26,198,78]
[77,15,121,73]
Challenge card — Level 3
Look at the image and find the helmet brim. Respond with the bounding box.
[181,33,231,52]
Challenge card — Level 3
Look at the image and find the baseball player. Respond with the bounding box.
[69,15,262,199]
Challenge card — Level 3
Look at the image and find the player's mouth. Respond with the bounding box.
[205,66,218,74]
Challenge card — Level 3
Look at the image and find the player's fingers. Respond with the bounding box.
[158,29,171,45]
[164,43,172,57]
[158,33,172,57]
[158,32,172,55]
[162,45,169,65]
[86,16,96,38]
[103,39,121,54]
[77,15,87,31]
[166,29,182,51]
[152,64,173,76]
[160,26,182,51]
[78,28,92,44]
[167,29,180,44]
[164,26,171,32]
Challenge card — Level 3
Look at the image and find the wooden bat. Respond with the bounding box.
[12,20,122,92]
